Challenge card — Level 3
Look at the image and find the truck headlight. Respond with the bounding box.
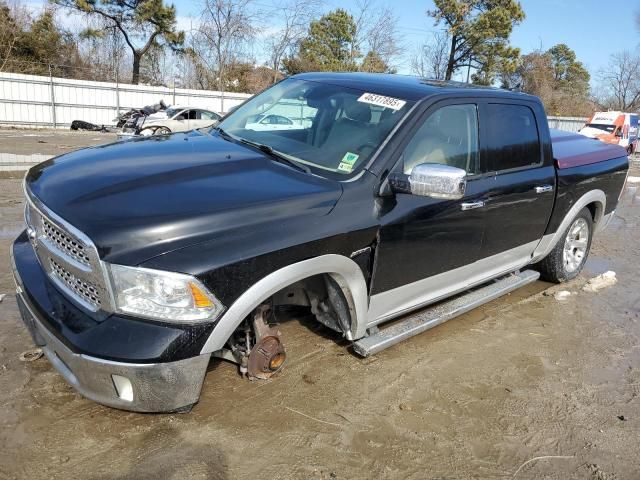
[108,264,224,323]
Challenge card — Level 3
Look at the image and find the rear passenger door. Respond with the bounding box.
[478,101,555,261]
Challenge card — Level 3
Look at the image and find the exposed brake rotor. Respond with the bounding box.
[247,304,286,380]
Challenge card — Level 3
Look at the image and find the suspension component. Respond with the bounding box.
[247,304,286,380]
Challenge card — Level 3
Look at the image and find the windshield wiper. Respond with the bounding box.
[212,126,233,140]
[213,128,310,173]
[238,138,311,174]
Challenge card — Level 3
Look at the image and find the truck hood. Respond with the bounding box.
[26,131,343,265]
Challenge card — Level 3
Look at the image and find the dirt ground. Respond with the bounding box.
[0,129,118,156]
[0,132,639,479]
[0,129,119,176]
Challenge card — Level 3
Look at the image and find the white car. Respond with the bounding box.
[140,106,222,135]
[245,114,305,131]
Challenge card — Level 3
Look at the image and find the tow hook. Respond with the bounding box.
[246,304,286,380]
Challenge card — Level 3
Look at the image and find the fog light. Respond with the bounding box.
[112,374,134,401]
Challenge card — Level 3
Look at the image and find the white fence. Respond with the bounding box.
[0,72,590,132]
[547,116,587,133]
[0,72,252,128]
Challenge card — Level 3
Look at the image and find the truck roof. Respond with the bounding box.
[294,72,539,103]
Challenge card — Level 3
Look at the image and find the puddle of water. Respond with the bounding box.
[584,257,612,275]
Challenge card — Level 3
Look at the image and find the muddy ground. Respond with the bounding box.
[0,129,118,156]
[0,132,639,479]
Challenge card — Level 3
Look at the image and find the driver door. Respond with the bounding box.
[369,102,494,322]
[189,110,220,129]
[168,109,189,131]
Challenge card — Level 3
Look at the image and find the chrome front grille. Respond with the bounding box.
[25,189,111,313]
[50,258,102,308]
[42,217,91,266]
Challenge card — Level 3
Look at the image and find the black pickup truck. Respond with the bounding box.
[11,73,629,412]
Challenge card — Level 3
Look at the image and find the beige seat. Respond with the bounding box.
[403,108,471,174]
[403,124,453,174]
[323,101,375,153]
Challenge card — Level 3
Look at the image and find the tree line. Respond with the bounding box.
[1,0,640,117]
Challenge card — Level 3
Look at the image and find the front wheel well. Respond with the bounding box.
[585,201,604,225]
[200,254,369,354]
[270,274,354,336]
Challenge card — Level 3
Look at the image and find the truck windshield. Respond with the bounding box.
[586,123,616,133]
[216,78,414,178]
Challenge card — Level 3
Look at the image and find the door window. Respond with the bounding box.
[179,110,198,120]
[402,104,480,175]
[276,115,293,125]
[485,104,541,171]
[200,111,219,120]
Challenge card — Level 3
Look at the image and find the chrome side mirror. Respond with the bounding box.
[389,163,467,199]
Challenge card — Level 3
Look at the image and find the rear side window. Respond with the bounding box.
[486,104,541,171]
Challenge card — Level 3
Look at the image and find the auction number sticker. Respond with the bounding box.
[357,92,406,111]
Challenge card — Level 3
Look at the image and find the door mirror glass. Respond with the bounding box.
[175,115,185,121]
[402,163,467,199]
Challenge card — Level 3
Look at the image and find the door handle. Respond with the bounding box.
[534,185,553,193]
[461,200,485,211]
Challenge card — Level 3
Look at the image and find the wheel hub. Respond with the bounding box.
[563,217,589,273]
[247,305,286,380]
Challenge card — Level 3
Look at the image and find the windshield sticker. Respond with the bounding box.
[337,162,354,173]
[341,152,359,165]
[357,92,406,111]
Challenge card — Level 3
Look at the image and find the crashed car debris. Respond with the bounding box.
[115,100,222,138]
[11,73,629,412]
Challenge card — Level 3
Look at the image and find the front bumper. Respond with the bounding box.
[11,241,211,413]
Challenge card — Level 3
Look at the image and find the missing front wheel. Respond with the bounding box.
[217,304,287,380]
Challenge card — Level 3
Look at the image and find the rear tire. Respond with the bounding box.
[535,207,593,283]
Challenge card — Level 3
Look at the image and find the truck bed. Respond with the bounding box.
[545,128,628,236]
[550,128,627,169]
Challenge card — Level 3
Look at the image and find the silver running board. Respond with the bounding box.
[352,269,540,357]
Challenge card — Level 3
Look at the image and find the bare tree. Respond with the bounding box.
[0,0,29,72]
[350,0,401,71]
[192,0,259,94]
[364,6,401,70]
[411,31,449,80]
[597,51,640,111]
[75,18,130,82]
[53,0,184,84]
[265,0,320,83]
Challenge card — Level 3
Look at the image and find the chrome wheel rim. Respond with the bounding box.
[563,218,589,273]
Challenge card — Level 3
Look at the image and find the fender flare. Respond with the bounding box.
[531,189,606,263]
[199,254,369,354]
